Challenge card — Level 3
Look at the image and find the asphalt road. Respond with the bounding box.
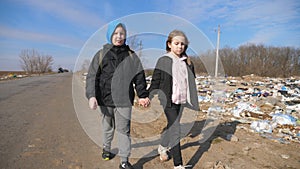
[0,73,117,169]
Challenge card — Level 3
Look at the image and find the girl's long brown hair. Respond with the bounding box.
[166,30,189,56]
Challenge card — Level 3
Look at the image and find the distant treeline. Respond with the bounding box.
[191,44,300,78]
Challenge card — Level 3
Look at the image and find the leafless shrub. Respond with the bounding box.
[19,49,54,74]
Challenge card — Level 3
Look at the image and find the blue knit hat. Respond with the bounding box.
[106,20,127,44]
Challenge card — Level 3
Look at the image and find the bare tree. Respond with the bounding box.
[81,59,90,72]
[127,35,143,57]
[19,49,54,74]
[39,54,53,73]
[197,44,300,77]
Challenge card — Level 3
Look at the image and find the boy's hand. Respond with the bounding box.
[89,97,98,110]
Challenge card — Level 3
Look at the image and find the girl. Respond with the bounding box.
[148,30,199,169]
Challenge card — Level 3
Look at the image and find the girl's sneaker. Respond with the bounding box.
[119,161,134,169]
[174,165,192,169]
[157,145,170,162]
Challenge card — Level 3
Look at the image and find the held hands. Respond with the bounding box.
[138,97,150,108]
[90,97,149,109]
[88,97,98,110]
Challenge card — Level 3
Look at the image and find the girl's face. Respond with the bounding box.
[168,36,186,57]
[112,26,126,46]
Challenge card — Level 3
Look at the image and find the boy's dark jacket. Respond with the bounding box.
[148,55,199,111]
[86,43,148,107]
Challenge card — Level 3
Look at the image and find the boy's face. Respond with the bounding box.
[112,26,125,46]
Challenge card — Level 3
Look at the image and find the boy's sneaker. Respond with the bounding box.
[157,145,170,162]
[101,149,111,161]
[119,161,134,169]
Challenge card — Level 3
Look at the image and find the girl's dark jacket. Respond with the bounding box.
[85,44,149,107]
[148,55,199,111]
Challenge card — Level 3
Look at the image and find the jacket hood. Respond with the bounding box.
[106,20,127,44]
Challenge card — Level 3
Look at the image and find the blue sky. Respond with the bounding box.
[0,0,299,71]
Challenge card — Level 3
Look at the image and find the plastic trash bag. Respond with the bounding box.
[272,113,297,126]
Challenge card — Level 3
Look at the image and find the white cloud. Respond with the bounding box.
[169,0,300,47]
[247,28,279,45]
[229,0,300,46]
[169,0,299,27]
[230,0,299,28]
[22,0,104,28]
[170,0,220,22]
[0,25,84,48]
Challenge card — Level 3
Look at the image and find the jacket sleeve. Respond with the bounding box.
[148,58,163,99]
[186,60,200,111]
[85,50,101,99]
[132,53,149,98]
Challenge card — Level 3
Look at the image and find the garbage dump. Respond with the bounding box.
[196,74,300,144]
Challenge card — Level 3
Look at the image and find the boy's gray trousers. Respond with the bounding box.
[99,106,132,162]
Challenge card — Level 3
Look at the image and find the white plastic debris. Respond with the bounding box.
[250,120,273,133]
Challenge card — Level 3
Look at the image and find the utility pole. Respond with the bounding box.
[138,40,142,58]
[215,25,220,77]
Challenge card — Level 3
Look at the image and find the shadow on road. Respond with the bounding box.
[132,120,240,169]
